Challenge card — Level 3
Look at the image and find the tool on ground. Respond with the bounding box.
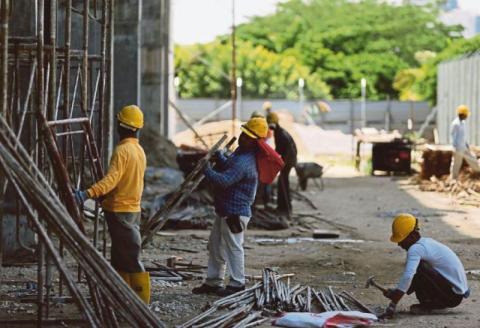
[365,275,387,293]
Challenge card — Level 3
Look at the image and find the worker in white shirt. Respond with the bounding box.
[380,213,469,318]
[450,105,480,179]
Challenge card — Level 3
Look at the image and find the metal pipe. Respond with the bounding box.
[48,0,57,120]
[0,0,9,115]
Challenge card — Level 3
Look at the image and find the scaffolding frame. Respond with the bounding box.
[0,1,164,326]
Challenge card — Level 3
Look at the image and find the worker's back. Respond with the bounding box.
[89,138,146,212]
[274,125,297,167]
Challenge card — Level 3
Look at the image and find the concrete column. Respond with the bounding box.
[140,0,172,136]
[114,0,142,114]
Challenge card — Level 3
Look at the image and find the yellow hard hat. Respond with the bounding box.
[266,112,279,125]
[390,213,418,243]
[262,101,272,111]
[117,105,144,130]
[456,105,470,117]
[240,117,268,139]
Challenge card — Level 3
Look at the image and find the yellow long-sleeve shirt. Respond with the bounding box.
[87,138,146,212]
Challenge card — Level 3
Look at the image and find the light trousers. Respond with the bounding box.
[450,149,480,179]
[206,216,250,288]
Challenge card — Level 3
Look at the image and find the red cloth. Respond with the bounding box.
[256,139,284,184]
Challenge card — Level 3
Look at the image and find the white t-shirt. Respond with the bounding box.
[397,237,469,295]
[450,117,467,151]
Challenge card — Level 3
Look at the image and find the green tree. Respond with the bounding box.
[394,36,480,104]
[175,41,330,99]
[175,0,462,100]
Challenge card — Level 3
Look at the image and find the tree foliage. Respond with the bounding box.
[175,0,463,100]
[394,36,480,104]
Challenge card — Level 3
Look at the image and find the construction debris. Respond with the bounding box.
[179,269,373,328]
[411,173,480,206]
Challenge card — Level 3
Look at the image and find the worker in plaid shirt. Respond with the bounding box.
[193,117,268,297]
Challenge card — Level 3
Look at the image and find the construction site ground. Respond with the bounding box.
[146,164,480,327]
[2,164,480,327]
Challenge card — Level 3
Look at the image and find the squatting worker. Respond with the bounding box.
[267,112,297,214]
[450,104,480,179]
[73,105,150,304]
[380,213,469,318]
[193,117,268,297]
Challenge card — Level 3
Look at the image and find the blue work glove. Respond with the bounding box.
[73,189,88,206]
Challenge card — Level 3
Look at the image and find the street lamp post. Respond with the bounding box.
[360,78,367,128]
[298,78,305,113]
[174,76,180,100]
[236,77,243,121]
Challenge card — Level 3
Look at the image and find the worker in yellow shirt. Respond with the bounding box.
[73,105,149,304]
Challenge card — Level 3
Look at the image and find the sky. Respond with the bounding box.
[172,0,480,45]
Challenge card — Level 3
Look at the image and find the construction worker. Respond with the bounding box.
[381,213,469,318]
[192,117,268,296]
[250,111,273,207]
[73,105,150,304]
[450,104,480,179]
[262,101,272,115]
[267,112,297,214]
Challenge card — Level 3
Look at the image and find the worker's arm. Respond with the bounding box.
[396,246,423,295]
[380,246,423,319]
[86,148,126,198]
[204,159,245,189]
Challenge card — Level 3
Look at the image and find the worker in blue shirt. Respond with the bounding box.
[193,117,268,297]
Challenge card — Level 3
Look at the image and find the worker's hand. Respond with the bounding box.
[212,149,225,160]
[383,288,396,299]
[73,189,88,206]
[379,302,396,319]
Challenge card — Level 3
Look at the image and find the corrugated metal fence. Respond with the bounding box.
[437,52,480,145]
[176,98,431,134]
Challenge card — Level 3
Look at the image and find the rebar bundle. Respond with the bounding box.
[179,269,373,328]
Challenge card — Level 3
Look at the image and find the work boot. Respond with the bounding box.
[130,272,151,304]
[216,285,245,297]
[192,283,223,295]
[117,270,131,286]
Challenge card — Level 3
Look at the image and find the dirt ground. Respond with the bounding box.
[145,165,480,327]
[2,165,480,327]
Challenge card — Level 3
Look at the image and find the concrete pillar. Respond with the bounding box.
[140,0,172,136]
[114,0,142,115]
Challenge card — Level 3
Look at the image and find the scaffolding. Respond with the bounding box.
[0,0,164,326]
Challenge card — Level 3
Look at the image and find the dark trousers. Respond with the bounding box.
[277,165,293,213]
[105,211,144,273]
[408,261,463,309]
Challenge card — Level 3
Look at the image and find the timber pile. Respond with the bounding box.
[420,145,453,179]
[179,269,372,328]
[413,173,480,207]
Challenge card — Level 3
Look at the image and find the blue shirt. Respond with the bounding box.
[204,149,258,217]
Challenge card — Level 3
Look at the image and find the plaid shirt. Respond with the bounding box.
[204,149,258,217]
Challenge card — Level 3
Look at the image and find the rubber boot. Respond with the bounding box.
[117,271,131,286]
[130,272,151,304]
